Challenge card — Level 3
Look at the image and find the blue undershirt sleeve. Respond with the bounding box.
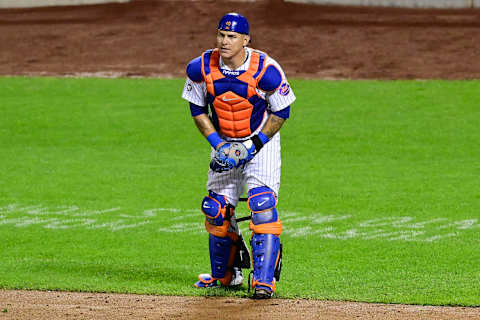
[272,106,290,119]
[189,102,208,117]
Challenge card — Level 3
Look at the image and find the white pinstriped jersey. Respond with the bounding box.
[181,47,295,206]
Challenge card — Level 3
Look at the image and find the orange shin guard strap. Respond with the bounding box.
[205,219,230,237]
[252,279,276,292]
[249,220,283,236]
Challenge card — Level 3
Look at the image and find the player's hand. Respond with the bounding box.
[236,132,270,167]
[209,133,270,172]
[236,140,256,167]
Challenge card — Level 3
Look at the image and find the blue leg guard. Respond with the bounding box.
[195,191,243,288]
[248,186,283,297]
[209,234,234,279]
[251,233,281,293]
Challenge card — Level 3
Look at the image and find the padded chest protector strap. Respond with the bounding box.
[202,49,224,96]
[236,51,261,99]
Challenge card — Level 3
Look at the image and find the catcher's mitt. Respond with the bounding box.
[210,142,249,172]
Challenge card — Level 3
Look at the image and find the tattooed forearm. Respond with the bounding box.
[193,114,216,138]
[261,114,286,138]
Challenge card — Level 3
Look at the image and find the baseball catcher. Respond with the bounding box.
[181,12,295,299]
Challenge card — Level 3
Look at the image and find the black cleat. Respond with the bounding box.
[252,288,273,299]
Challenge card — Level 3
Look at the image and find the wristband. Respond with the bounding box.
[251,132,270,151]
[207,132,223,150]
[258,132,269,144]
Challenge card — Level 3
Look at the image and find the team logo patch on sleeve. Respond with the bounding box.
[278,82,290,96]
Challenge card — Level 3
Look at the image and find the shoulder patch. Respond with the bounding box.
[186,56,203,83]
[257,65,282,92]
[278,82,291,96]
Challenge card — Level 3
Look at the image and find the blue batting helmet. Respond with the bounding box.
[218,13,249,35]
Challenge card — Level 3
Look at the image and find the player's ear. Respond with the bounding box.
[243,35,251,47]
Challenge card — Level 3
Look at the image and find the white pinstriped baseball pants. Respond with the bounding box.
[206,133,281,207]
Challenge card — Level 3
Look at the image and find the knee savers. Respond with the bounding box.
[248,186,282,236]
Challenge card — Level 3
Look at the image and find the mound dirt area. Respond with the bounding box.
[1,0,480,319]
[0,290,479,320]
[0,0,479,79]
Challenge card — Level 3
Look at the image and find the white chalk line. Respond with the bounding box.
[0,204,478,242]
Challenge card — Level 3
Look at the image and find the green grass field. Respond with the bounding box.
[1,77,479,306]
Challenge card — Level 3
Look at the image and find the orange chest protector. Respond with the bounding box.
[201,49,268,138]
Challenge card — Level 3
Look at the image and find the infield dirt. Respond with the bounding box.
[0,0,479,319]
[1,290,480,319]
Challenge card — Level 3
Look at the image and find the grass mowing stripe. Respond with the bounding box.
[0,77,479,306]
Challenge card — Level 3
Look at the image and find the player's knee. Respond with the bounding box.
[201,191,231,237]
[248,186,282,235]
[201,191,227,225]
[248,186,278,224]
